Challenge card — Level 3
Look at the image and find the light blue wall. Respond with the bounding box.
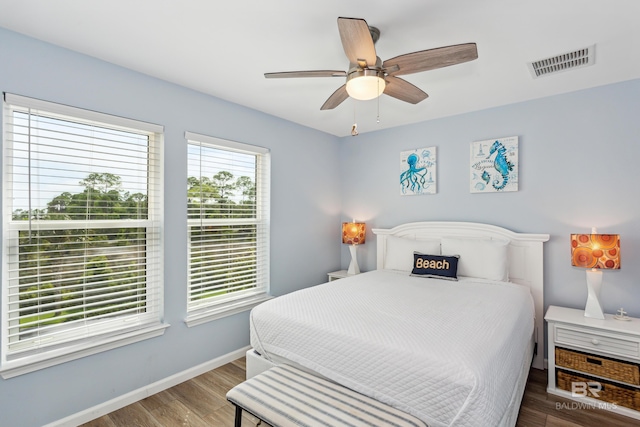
[339,79,640,318]
[0,28,342,427]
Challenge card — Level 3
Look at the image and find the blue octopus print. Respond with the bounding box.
[400,153,427,194]
[400,147,437,195]
[487,140,514,190]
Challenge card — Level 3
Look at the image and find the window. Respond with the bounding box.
[186,132,270,326]
[2,94,165,377]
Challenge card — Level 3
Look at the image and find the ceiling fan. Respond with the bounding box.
[265,17,478,110]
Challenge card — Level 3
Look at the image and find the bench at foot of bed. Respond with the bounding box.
[226,364,427,427]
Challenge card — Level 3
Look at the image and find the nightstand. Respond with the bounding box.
[545,305,640,420]
[327,270,349,281]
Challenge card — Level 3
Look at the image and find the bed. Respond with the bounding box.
[247,222,549,427]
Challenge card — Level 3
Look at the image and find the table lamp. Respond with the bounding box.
[342,222,366,275]
[571,229,620,319]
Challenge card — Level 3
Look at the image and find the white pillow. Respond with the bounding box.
[385,235,441,272]
[441,237,509,281]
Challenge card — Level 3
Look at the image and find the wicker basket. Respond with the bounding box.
[557,369,640,411]
[556,347,640,385]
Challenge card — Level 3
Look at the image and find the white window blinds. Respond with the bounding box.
[186,132,270,313]
[2,94,163,362]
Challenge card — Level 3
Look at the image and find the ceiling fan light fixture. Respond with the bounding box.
[264,18,478,111]
[346,69,386,100]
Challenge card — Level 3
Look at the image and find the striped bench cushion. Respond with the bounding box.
[226,364,427,427]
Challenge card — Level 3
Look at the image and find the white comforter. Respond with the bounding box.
[250,270,534,427]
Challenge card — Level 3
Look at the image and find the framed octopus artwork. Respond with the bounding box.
[400,147,436,195]
[470,136,519,193]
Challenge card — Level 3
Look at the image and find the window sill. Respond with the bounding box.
[185,294,273,327]
[0,322,170,379]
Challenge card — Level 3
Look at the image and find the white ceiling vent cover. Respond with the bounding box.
[528,45,595,78]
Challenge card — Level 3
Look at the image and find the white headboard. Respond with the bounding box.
[372,221,550,369]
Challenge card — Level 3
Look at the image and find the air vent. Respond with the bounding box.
[528,45,595,78]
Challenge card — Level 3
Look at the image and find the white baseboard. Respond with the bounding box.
[44,345,251,427]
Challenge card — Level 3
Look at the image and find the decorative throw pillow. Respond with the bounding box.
[411,253,459,281]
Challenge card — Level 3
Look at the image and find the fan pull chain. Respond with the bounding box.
[351,101,358,136]
[377,78,381,124]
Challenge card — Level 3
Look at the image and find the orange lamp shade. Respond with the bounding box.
[342,222,366,245]
[571,234,620,269]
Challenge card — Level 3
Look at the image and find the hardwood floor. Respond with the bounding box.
[81,358,640,427]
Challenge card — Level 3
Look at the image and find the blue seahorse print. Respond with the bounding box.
[487,141,513,190]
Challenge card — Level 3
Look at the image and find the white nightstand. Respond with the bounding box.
[545,305,640,420]
[327,270,349,281]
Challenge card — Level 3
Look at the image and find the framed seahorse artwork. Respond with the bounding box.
[470,136,518,193]
[400,147,436,195]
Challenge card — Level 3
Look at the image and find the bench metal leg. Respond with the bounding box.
[234,404,242,427]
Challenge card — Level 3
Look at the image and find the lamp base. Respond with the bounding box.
[347,245,360,275]
[584,269,604,319]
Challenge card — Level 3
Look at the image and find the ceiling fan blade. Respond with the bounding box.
[337,17,377,66]
[265,70,346,78]
[383,76,428,104]
[384,43,478,76]
[321,85,349,110]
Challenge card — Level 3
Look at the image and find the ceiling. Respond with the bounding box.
[1,0,638,137]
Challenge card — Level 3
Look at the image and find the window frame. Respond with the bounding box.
[184,131,271,327]
[1,93,167,378]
